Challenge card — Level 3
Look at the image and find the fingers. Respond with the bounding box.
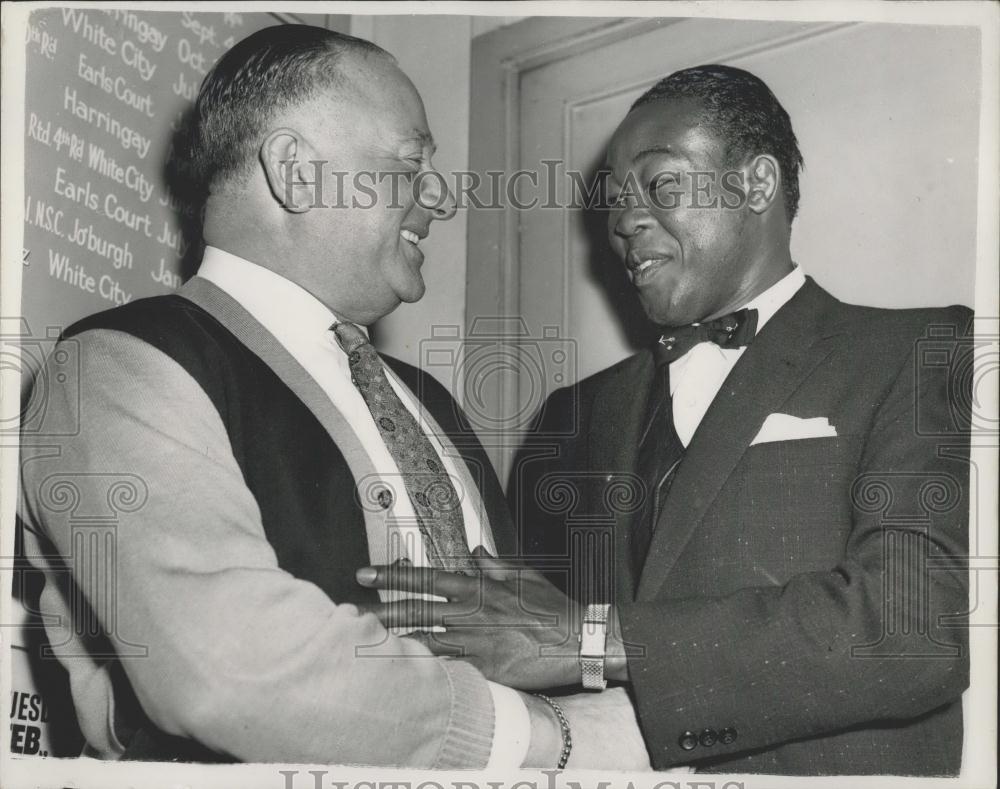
[367,600,485,632]
[356,564,477,599]
[470,547,552,585]
[367,599,447,629]
[471,547,517,581]
[404,630,468,658]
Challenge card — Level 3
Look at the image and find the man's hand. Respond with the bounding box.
[520,688,657,771]
[559,687,653,771]
[356,550,581,689]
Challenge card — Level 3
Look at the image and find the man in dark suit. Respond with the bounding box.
[18,25,650,770]
[360,65,972,775]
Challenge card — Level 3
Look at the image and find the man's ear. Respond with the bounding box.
[260,128,325,213]
[745,154,781,215]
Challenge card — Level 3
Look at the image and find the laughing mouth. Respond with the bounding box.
[627,255,672,284]
[400,229,422,245]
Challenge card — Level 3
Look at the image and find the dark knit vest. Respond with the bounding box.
[63,294,515,762]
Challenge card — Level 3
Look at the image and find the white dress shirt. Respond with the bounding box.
[669,267,806,446]
[197,247,528,767]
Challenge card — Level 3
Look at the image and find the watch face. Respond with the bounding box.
[580,604,609,689]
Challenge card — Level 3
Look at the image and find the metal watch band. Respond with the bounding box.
[579,603,610,691]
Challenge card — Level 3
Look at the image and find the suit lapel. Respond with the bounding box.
[588,351,656,602]
[636,279,844,599]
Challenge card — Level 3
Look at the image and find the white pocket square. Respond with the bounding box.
[750,413,838,445]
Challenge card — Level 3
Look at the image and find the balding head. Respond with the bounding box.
[182,25,393,195]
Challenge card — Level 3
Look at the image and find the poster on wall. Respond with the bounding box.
[19,10,332,342]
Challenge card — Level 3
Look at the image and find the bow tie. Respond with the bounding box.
[653,308,759,366]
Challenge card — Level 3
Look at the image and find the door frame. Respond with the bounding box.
[467,16,671,480]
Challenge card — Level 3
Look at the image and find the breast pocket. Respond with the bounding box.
[732,435,863,579]
[744,434,861,470]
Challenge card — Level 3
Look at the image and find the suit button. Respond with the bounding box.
[719,727,737,745]
[678,731,698,751]
[699,728,717,747]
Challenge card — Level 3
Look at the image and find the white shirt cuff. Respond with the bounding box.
[485,681,530,767]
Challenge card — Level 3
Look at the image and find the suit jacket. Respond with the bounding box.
[19,277,510,767]
[511,278,971,775]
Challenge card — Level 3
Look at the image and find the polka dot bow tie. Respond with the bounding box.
[333,321,476,574]
[653,308,759,366]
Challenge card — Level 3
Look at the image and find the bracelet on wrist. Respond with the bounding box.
[533,693,572,769]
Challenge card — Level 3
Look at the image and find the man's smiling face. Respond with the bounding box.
[293,54,455,325]
[606,97,760,328]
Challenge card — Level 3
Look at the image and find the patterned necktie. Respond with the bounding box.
[334,322,476,574]
[654,308,759,365]
[631,362,685,582]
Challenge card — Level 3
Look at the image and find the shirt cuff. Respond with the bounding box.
[485,681,530,768]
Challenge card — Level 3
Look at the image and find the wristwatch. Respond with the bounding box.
[579,603,610,690]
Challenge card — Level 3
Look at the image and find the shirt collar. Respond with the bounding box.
[740,265,806,334]
[195,246,366,341]
[668,265,806,378]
